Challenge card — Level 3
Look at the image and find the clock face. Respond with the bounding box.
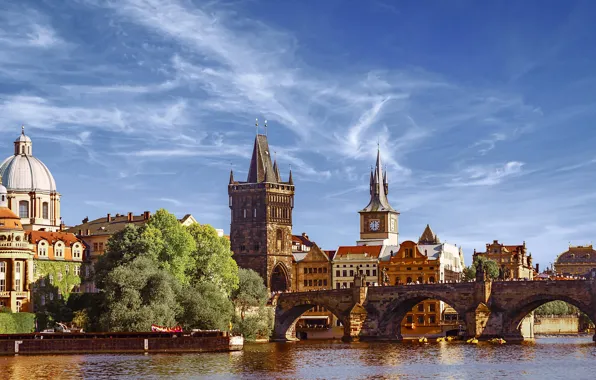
[369,220,380,231]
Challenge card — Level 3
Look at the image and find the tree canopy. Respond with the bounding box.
[463,256,500,281]
[232,268,270,320]
[90,209,242,332]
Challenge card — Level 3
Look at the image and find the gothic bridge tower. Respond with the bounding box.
[228,132,295,291]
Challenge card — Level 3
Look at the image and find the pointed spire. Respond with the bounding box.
[289,165,294,185]
[272,154,282,182]
[229,169,235,184]
[419,224,440,245]
[246,134,277,183]
[383,165,388,195]
[361,146,395,212]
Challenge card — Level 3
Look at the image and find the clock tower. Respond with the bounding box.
[357,148,399,246]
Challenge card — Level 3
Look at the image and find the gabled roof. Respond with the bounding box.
[418,224,440,244]
[324,250,336,260]
[292,234,314,248]
[360,148,396,213]
[334,245,384,259]
[247,135,278,183]
[27,230,82,246]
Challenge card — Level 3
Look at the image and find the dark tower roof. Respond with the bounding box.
[361,148,396,212]
[273,159,282,182]
[418,224,440,245]
[247,134,278,183]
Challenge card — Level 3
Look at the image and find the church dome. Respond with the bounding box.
[0,128,57,193]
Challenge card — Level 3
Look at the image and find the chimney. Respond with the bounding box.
[107,213,111,222]
[302,232,309,240]
[143,211,151,220]
[128,212,133,222]
[536,263,539,273]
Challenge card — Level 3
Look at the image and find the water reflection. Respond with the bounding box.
[0,337,595,379]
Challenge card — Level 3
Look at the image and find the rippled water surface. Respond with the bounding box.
[1,337,596,379]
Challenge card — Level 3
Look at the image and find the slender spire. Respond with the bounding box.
[21,125,25,134]
[272,152,281,182]
[229,168,234,184]
[361,147,395,212]
[289,164,294,185]
[383,165,388,195]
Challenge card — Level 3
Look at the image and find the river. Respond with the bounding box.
[1,337,595,379]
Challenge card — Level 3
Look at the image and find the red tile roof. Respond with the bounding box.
[335,245,383,258]
[27,230,82,246]
[324,250,336,260]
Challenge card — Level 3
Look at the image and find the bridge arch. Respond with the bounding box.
[505,293,595,339]
[272,292,351,341]
[377,289,468,340]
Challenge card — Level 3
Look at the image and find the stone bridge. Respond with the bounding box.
[272,279,596,342]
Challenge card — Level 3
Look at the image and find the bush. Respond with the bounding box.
[233,307,273,341]
[0,312,36,334]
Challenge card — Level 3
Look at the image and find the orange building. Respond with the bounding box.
[379,226,465,337]
[474,240,534,280]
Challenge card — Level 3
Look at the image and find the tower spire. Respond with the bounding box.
[360,147,395,212]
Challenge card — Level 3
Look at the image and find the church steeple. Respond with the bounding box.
[361,148,395,212]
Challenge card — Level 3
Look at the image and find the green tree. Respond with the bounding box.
[463,256,500,281]
[534,301,579,315]
[100,257,181,332]
[231,269,269,321]
[145,209,195,285]
[232,307,274,341]
[178,282,234,331]
[186,223,239,295]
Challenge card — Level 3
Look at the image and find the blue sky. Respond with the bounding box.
[1,0,596,268]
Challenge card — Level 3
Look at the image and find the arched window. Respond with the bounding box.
[276,229,284,250]
[406,277,412,284]
[417,276,423,283]
[38,241,47,257]
[19,201,29,218]
[429,276,436,283]
[42,202,49,219]
[15,300,21,312]
[55,242,63,258]
[0,262,5,291]
[21,146,24,154]
[73,244,82,259]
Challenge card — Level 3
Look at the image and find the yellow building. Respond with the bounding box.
[0,181,34,312]
[0,127,62,232]
[555,245,596,277]
[474,240,534,280]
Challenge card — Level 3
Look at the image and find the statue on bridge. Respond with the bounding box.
[382,267,389,286]
[476,260,487,282]
[354,266,365,287]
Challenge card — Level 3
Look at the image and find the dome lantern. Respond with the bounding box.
[14,125,32,156]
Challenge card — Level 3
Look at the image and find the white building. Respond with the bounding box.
[0,127,61,231]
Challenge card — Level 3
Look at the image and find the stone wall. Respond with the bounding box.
[534,315,579,334]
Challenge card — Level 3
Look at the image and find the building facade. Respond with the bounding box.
[332,245,384,289]
[0,182,34,312]
[28,230,89,307]
[554,245,596,277]
[474,240,534,280]
[357,149,399,247]
[229,133,295,291]
[0,127,62,231]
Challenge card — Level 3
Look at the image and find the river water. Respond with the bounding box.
[1,337,596,379]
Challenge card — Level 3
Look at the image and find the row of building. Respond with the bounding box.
[227,132,594,338]
[1,125,595,337]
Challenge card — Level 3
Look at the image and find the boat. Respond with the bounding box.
[466,338,478,344]
[0,330,243,355]
[436,337,445,342]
